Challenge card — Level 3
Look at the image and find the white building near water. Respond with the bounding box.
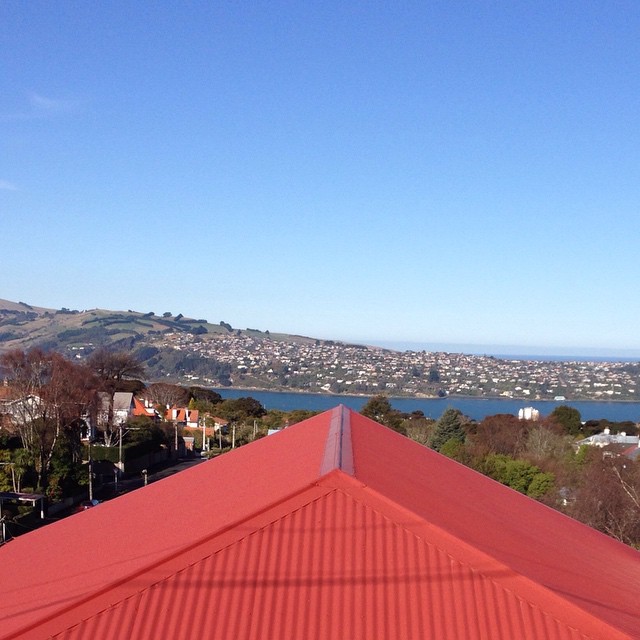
[576,427,639,448]
[518,407,540,421]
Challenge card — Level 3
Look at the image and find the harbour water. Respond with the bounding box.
[214,388,640,422]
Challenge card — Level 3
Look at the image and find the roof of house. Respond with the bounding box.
[112,391,133,413]
[621,444,640,461]
[164,407,199,423]
[1,405,640,639]
[132,396,156,418]
[577,432,639,447]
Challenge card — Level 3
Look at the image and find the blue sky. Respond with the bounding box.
[2,2,639,355]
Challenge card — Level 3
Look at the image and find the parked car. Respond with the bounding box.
[76,499,100,512]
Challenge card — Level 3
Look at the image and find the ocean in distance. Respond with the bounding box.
[214,388,640,423]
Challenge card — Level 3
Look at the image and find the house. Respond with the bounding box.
[164,406,199,428]
[1,405,640,639]
[576,427,639,448]
[132,396,158,420]
[112,391,136,424]
[0,392,43,428]
[210,415,229,432]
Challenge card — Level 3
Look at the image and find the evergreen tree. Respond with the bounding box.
[550,405,582,436]
[429,408,466,452]
[361,395,406,435]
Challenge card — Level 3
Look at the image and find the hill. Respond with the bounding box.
[0,298,317,387]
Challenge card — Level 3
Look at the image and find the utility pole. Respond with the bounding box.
[232,422,236,449]
[118,422,123,476]
[88,439,94,501]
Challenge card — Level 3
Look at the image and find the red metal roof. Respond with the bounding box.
[1,406,640,639]
[164,407,199,424]
[131,396,155,417]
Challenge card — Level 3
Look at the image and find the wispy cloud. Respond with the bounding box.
[0,92,85,121]
[0,180,18,191]
[29,92,83,114]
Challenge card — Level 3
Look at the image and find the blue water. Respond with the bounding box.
[214,389,640,422]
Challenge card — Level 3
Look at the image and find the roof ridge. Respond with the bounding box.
[319,405,354,476]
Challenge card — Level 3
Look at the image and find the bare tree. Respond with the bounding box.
[87,348,145,386]
[569,450,640,546]
[0,349,97,488]
[86,349,144,445]
[143,383,189,413]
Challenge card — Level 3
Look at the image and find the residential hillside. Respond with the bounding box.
[1,298,639,401]
[0,299,315,388]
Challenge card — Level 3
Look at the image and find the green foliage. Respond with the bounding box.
[480,453,553,498]
[184,428,203,449]
[574,444,591,467]
[404,416,434,446]
[188,387,222,405]
[287,409,320,425]
[439,438,466,461]
[550,405,582,436]
[527,471,555,499]
[0,450,13,492]
[360,395,406,435]
[216,397,266,422]
[429,408,466,452]
[86,425,166,464]
[260,410,287,430]
[46,431,86,500]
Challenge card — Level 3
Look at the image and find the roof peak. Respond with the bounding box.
[319,405,354,476]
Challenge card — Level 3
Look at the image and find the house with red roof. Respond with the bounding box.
[164,406,199,428]
[1,406,640,639]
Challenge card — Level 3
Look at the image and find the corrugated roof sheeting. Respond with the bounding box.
[4,406,640,639]
[348,409,640,638]
[0,412,333,638]
[52,488,595,640]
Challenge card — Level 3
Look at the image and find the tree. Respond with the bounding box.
[439,437,466,461]
[188,387,222,405]
[568,452,640,545]
[0,349,97,489]
[360,395,405,434]
[549,405,582,436]
[469,414,528,459]
[87,348,145,388]
[216,397,266,423]
[524,425,572,463]
[479,453,554,498]
[527,471,555,499]
[429,408,466,452]
[144,383,189,411]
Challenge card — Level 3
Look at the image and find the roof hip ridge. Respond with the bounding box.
[319,404,354,477]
